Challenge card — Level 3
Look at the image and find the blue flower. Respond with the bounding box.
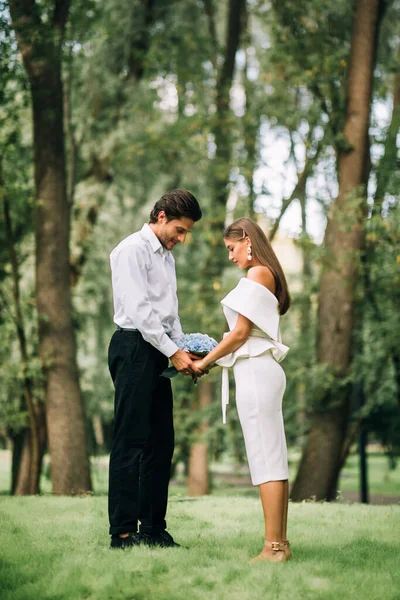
[176,333,218,355]
[162,332,218,378]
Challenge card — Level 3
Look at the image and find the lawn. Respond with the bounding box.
[0,494,399,600]
[0,449,400,600]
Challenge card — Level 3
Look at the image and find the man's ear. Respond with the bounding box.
[158,210,167,223]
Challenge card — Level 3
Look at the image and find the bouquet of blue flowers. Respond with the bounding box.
[162,333,218,378]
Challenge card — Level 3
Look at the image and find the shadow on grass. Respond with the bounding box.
[0,559,32,596]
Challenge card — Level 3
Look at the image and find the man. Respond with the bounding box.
[108,189,203,549]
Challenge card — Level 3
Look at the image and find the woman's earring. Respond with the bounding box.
[247,246,252,261]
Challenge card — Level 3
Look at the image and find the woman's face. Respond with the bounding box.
[224,237,251,270]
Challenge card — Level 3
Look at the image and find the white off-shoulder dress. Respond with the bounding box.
[216,278,289,485]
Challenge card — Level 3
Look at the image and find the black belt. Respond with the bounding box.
[117,327,139,332]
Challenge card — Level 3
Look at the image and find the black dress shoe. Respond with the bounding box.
[110,532,141,549]
[139,531,180,548]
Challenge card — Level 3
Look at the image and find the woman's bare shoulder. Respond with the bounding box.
[247,266,275,293]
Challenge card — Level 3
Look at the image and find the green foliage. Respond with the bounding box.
[0,286,43,440]
[0,5,33,281]
[0,6,38,446]
[353,205,400,458]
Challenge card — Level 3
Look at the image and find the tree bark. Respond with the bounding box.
[187,379,212,496]
[9,0,92,494]
[186,0,246,496]
[13,402,47,495]
[291,0,385,501]
[296,186,313,443]
[213,0,246,208]
[1,156,46,495]
[242,5,258,219]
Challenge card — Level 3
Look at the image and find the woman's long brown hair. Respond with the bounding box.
[224,217,291,315]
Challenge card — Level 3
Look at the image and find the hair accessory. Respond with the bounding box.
[242,230,247,238]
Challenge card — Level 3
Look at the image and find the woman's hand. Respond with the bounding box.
[170,349,203,377]
[193,358,208,372]
[190,359,209,384]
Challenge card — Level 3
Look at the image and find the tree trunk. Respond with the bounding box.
[186,0,246,496]
[1,160,46,495]
[296,188,313,443]
[187,379,212,496]
[13,402,47,495]
[9,0,92,494]
[11,426,26,494]
[92,415,104,453]
[291,0,385,502]
[213,0,246,209]
[242,4,258,219]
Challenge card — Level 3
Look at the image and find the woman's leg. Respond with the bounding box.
[282,479,289,540]
[259,480,285,542]
[252,479,288,561]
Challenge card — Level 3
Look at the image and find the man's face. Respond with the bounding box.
[156,212,194,251]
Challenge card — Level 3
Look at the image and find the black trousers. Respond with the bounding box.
[108,329,174,536]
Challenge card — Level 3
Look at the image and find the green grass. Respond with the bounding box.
[0,495,399,600]
[0,450,399,599]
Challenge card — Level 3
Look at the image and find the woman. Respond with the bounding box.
[194,217,291,563]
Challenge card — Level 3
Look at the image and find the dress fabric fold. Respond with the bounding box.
[215,277,289,485]
[216,278,289,424]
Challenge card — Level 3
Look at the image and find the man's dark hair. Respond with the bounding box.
[149,189,202,223]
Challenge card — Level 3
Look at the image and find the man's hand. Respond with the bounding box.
[187,352,201,361]
[170,349,204,377]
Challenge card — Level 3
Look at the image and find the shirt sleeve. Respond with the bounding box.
[112,245,179,357]
[170,316,184,342]
[166,253,184,342]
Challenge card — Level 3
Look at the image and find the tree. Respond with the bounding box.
[0,5,47,494]
[2,166,47,495]
[291,0,386,501]
[186,0,246,496]
[8,0,92,494]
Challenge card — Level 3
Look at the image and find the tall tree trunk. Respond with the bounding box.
[13,402,47,495]
[291,0,385,502]
[187,379,212,496]
[1,159,46,495]
[213,0,246,209]
[296,188,313,443]
[186,0,246,496]
[241,4,258,219]
[9,0,92,494]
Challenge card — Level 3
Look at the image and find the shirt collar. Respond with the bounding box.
[141,223,168,255]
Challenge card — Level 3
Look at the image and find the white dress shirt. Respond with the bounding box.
[110,223,183,357]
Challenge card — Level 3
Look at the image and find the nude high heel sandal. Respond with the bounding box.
[251,540,288,563]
